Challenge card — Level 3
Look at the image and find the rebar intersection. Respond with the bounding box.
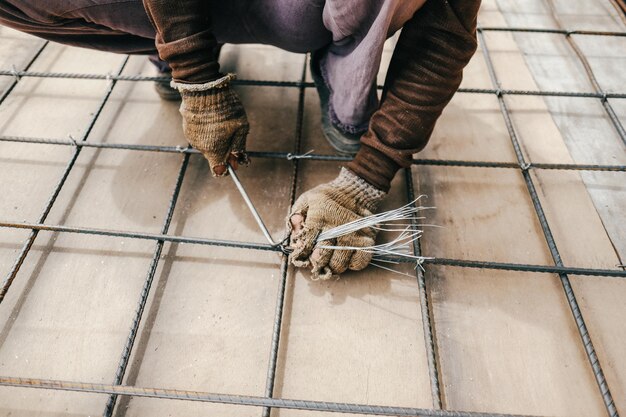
[0,16,624,417]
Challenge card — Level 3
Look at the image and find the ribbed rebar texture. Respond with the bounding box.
[405,168,442,409]
[261,53,309,417]
[0,134,624,171]
[0,220,624,277]
[0,16,624,417]
[477,23,618,417]
[0,376,542,417]
[0,55,130,305]
[103,154,190,416]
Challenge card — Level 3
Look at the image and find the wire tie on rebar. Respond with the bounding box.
[67,134,78,148]
[495,88,503,98]
[10,65,21,82]
[565,30,575,37]
[521,162,532,171]
[175,145,186,153]
[277,235,294,255]
[286,149,315,160]
[278,243,293,255]
[600,92,608,103]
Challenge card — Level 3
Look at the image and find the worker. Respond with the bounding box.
[0,0,480,279]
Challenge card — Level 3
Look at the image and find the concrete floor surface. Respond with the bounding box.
[0,0,625,416]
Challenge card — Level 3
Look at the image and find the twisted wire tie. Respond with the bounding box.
[67,134,78,148]
[286,149,315,160]
[10,65,20,82]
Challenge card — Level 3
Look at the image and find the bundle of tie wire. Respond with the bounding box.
[316,197,435,276]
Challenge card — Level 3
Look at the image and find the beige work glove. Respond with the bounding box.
[288,168,386,280]
[172,73,249,176]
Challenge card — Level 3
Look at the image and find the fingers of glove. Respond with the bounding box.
[201,152,238,177]
[229,121,250,167]
[180,89,249,177]
[311,265,333,281]
[188,123,231,175]
[309,242,333,272]
[287,194,310,234]
[230,122,249,153]
[289,214,305,235]
[202,124,248,176]
[358,225,378,240]
[348,250,373,271]
[233,151,250,167]
[200,125,248,176]
[288,192,329,264]
[328,247,356,275]
[340,234,374,271]
[288,226,319,268]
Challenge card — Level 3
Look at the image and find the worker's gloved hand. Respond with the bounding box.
[172,73,249,176]
[287,167,386,280]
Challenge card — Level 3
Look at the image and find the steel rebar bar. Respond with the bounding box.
[1,135,623,171]
[1,220,624,277]
[404,168,443,409]
[261,53,309,417]
[478,27,618,417]
[0,56,129,304]
[103,153,190,416]
[0,376,543,417]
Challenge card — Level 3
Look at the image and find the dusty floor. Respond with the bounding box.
[0,0,625,416]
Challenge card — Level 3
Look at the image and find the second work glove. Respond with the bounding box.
[288,168,386,280]
[172,74,249,176]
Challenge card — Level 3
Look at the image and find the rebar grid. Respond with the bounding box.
[1,134,625,171]
[0,11,624,417]
[0,376,540,417]
[261,53,309,417]
[543,2,626,146]
[103,153,190,416]
[0,55,130,304]
[405,169,442,409]
[476,27,618,416]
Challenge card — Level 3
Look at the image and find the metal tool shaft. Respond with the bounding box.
[227,164,280,247]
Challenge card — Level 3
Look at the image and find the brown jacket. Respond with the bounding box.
[143,0,480,192]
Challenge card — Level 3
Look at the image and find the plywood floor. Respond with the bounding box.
[0,0,624,416]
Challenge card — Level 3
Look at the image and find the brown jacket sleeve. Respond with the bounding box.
[142,0,221,83]
[347,0,480,192]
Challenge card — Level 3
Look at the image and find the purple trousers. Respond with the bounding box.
[0,0,424,132]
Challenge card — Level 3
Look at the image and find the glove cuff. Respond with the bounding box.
[330,167,386,212]
[175,73,245,119]
[171,73,235,92]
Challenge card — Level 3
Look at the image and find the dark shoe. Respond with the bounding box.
[154,71,181,101]
[310,51,361,156]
